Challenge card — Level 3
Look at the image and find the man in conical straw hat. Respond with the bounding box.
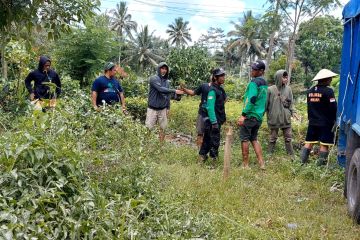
[300,69,338,166]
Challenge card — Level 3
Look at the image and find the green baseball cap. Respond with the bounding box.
[104,62,116,71]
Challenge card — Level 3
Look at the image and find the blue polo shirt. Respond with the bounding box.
[91,76,123,106]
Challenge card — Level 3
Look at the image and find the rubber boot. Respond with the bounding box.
[300,147,311,164]
[285,141,294,157]
[196,135,203,150]
[198,155,207,164]
[268,142,276,154]
[159,131,165,143]
[317,151,329,166]
[210,156,218,169]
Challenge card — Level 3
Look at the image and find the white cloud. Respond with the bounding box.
[100,0,249,41]
[186,0,245,42]
[188,0,245,17]
[126,0,169,39]
[333,0,350,19]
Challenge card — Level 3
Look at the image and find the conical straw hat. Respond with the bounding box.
[312,69,338,81]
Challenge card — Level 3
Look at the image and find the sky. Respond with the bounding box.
[99,0,350,43]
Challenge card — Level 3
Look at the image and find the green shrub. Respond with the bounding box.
[126,97,148,122]
[223,75,247,100]
[120,67,148,98]
[0,87,212,238]
[166,46,216,88]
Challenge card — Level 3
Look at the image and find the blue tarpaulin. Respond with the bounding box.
[343,0,360,19]
[337,0,360,167]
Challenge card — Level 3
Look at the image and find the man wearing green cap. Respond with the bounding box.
[91,62,127,112]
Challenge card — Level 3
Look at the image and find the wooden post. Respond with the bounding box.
[223,126,233,180]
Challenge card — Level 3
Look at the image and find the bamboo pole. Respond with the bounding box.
[223,126,233,180]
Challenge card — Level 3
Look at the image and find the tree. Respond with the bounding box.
[53,14,117,87]
[109,2,137,64]
[0,0,99,80]
[263,0,282,68]
[227,11,265,76]
[227,11,264,59]
[197,27,226,51]
[126,25,164,71]
[166,17,192,47]
[268,54,305,86]
[166,46,215,88]
[277,0,340,79]
[296,15,342,81]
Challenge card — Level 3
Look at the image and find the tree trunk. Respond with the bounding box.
[266,0,280,69]
[286,36,296,81]
[118,32,124,65]
[0,41,8,80]
[119,35,122,66]
[266,32,276,68]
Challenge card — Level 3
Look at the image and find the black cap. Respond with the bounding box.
[250,60,266,70]
[212,68,226,76]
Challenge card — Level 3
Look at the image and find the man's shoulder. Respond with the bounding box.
[324,86,334,91]
[29,69,41,76]
[267,85,277,92]
[94,75,107,83]
[149,75,161,81]
[251,77,267,87]
[48,69,58,74]
[322,86,335,96]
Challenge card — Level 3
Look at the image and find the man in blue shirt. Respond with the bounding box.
[91,62,127,113]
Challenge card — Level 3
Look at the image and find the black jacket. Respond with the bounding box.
[307,85,337,126]
[210,84,227,125]
[25,56,61,99]
[147,62,176,110]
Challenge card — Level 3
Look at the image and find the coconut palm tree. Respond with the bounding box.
[126,25,164,71]
[166,17,192,47]
[227,11,265,64]
[109,2,137,64]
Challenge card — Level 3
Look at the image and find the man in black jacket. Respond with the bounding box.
[181,80,212,149]
[300,69,338,166]
[25,56,61,101]
[146,62,184,141]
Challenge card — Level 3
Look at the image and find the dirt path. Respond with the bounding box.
[165,133,196,148]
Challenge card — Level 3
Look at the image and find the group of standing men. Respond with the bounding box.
[24,56,338,168]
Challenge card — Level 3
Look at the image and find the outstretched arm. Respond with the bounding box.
[149,77,176,94]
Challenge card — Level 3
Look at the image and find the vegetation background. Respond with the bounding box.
[1,0,357,238]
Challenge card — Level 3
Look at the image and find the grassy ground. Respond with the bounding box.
[152,97,360,239]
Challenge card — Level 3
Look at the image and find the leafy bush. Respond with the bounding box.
[223,75,248,100]
[0,86,212,238]
[268,55,307,86]
[166,46,216,88]
[120,67,148,98]
[126,97,148,122]
[53,15,118,87]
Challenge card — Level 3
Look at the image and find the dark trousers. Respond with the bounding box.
[199,120,221,158]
